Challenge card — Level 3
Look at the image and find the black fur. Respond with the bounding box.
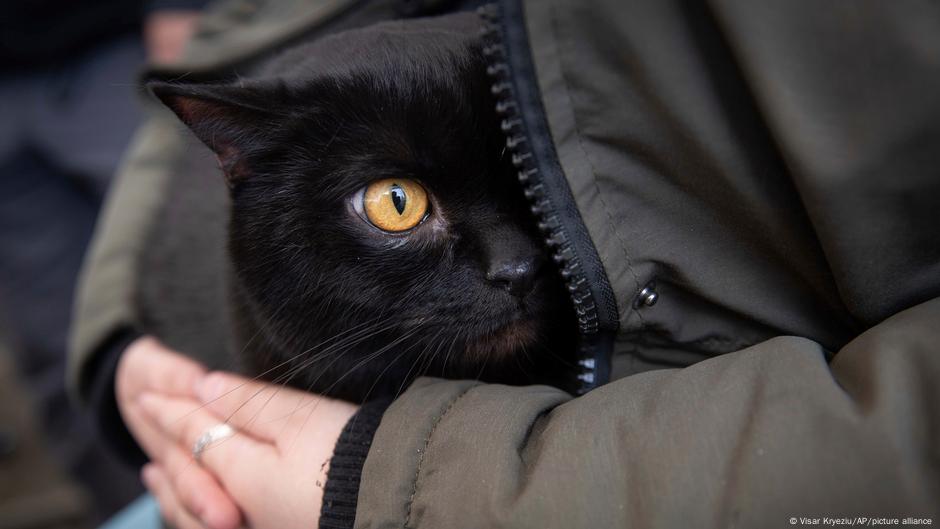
[151,15,576,402]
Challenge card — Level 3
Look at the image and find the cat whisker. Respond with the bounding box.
[392,327,449,400]
[439,332,461,377]
[237,317,398,397]
[418,331,448,377]
[196,318,394,429]
[473,333,494,382]
[513,343,532,380]
[302,324,425,402]
[209,317,404,445]
[280,332,427,440]
[280,326,425,452]
[357,337,426,406]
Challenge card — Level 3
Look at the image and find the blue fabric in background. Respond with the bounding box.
[99,494,161,529]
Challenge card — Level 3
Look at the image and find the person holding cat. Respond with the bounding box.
[70,0,940,528]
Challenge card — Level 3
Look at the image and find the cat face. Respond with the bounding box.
[151,18,576,400]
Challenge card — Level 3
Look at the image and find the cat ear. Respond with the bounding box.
[149,81,271,184]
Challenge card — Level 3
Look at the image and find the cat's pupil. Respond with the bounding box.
[390,184,407,215]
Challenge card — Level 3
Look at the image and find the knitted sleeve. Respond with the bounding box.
[319,398,392,529]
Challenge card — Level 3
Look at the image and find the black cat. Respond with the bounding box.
[150,14,576,402]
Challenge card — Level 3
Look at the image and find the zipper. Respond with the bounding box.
[478,2,619,394]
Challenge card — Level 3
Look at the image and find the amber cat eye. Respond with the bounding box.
[363,178,429,232]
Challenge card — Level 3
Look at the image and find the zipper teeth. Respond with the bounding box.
[478,5,600,392]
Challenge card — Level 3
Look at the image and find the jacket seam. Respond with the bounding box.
[548,4,644,328]
[402,384,478,529]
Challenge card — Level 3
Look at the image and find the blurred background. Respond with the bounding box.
[0,2,203,527]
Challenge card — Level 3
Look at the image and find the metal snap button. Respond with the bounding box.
[636,283,658,308]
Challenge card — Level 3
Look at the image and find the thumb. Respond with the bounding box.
[120,336,207,397]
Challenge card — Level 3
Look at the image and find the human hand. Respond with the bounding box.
[144,10,202,64]
[138,370,359,529]
[115,336,242,529]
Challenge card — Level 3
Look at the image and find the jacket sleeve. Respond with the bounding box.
[354,298,940,528]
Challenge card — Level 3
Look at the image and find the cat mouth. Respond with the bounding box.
[464,317,540,360]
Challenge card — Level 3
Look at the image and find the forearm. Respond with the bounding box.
[350,299,940,528]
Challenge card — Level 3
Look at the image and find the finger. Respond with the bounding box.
[195,371,328,445]
[138,392,276,476]
[159,438,243,529]
[140,393,281,518]
[130,393,212,464]
[127,336,207,396]
[142,464,210,529]
[122,398,176,462]
[130,401,246,529]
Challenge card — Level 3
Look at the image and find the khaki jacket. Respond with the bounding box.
[70,0,940,527]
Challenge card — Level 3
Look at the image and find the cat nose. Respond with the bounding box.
[486,255,543,298]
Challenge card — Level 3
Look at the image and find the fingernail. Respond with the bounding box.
[196,373,226,404]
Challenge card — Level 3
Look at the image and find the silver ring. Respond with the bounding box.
[192,423,235,462]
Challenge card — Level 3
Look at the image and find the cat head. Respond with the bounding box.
[150,15,576,399]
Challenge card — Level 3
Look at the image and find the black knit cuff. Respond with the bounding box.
[319,398,392,529]
[85,329,149,468]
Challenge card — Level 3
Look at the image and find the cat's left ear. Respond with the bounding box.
[149,81,272,184]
